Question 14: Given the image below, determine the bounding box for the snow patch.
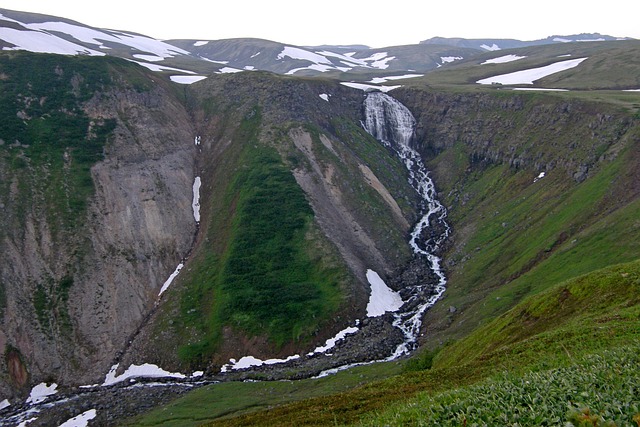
[130,60,196,74]
[58,409,97,427]
[220,355,300,372]
[308,326,359,355]
[366,270,403,317]
[277,46,331,64]
[26,382,58,405]
[477,57,587,85]
[103,363,186,386]
[192,176,201,222]
[482,54,527,64]
[0,398,10,410]
[193,40,209,47]
[441,56,463,64]
[133,54,164,62]
[0,27,105,56]
[369,74,423,84]
[218,67,244,74]
[534,171,546,182]
[340,82,401,93]
[191,371,204,378]
[481,43,501,51]
[170,75,207,84]
[158,263,184,296]
[0,17,189,59]
[362,52,395,69]
[195,135,201,146]
[319,93,330,102]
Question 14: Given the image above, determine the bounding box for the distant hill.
[0,8,477,79]
[421,33,632,51]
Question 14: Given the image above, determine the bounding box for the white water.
[363,91,449,356]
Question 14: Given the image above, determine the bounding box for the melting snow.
[277,46,331,64]
[340,82,401,93]
[482,54,527,64]
[366,270,403,317]
[220,355,300,372]
[26,382,58,405]
[193,40,209,47]
[477,57,587,85]
[361,52,395,69]
[286,63,349,75]
[0,15,188,59]
[369,74,423,84]
[158,262,183,296]
[0,398,10,410]
[58,409,97,427]
[191,371,204,378]
[0,27,105,56]
[133,54,164,62]
[308,326,359,355]
[170,75,207,84]
[441,56,463,64]
[195,136,201,146]
[218,66,244,73]
[192,176,201,222]
[534,171,546,182]
[103,363,186,386]
[481,43,501,51]
[319,93,330,102]
[130,60,196,74]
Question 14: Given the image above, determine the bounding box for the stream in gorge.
[1,92,451,427]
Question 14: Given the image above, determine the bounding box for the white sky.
[1,0,638,48]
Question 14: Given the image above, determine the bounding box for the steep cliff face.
[0,55,197,396]
[394,89,634,182]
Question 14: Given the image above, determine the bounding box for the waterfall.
[363,91,450,355]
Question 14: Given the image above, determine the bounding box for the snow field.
[477,57,588,85]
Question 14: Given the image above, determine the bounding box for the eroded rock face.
[0,82,197,396]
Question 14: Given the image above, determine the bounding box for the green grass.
[362,345,640,427]
[171,109,347,364]
[178,258,639,426]
[359,259,640,426]
[123,361,403,427]
[417,116,640,344]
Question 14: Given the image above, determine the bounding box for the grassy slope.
[158,109,348,365]
[361,259,640,426]
[419,118,640,348]
[413,40,640,90]
[127,258,640,426]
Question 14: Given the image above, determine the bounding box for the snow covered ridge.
[0,12,189,58]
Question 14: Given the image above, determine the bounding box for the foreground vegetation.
[127,258,640,426]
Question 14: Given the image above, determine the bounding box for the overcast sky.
[2,0,638,47]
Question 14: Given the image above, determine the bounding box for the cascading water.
[363,91,450,355]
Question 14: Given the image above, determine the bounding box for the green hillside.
[127,258,640,426]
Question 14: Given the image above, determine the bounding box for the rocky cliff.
[0,58,419,397]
